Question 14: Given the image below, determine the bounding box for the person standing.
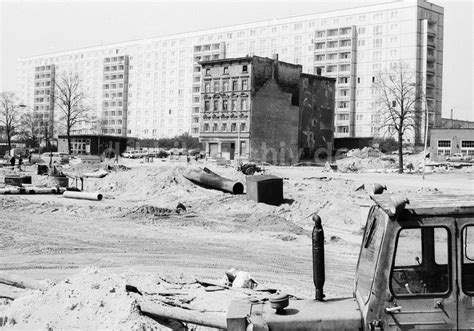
[18,157,23,171]
[10,156,15,170]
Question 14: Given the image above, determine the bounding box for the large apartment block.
[16,0,443,144]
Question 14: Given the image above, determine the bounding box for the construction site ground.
[0,155,472,329]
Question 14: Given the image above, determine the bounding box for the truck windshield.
[356,207,385,303]
[462,225,474,295]
[391,227,450,296]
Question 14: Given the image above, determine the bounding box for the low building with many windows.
[57,134,129,157]
[430,128,474,161]
[199,55,335,165]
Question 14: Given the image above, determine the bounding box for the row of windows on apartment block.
[315,49,402,63]
[204,98,249,112]
[202,122,247,133]
[34,89,51,96]
[25,10,408,64]
[34,97,51,103]
[204,65,248,76]
[34,105,50,112]
[34,73,52,79]
[34,81,51,87]
[315,23,402,39]
[104,65,126,72]
[193,43,222,52]
[21,8,437,67]
[203,78,249,92]
[23,24,409,74]
[104,56,126,63]
[104,74,125,80]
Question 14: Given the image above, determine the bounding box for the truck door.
[386,224,457,329]
[458,220,474,329]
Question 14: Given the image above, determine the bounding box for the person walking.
[10,156,15,170]
[18,157,23,171]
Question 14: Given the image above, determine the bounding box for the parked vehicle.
[40,152,69,164]
[121,150,142,159]
[446,153,466,162]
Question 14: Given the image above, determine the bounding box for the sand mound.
[0,268,155,330]
[84,165,197,200]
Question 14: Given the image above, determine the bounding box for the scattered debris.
[123,203,187,218]
[238,162,263,175]
[83,169,108,178]
[222,268,258,289]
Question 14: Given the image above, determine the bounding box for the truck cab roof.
[370,193,474,217]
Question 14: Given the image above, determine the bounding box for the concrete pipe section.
[183,167,244,194]
[63,191,103,201]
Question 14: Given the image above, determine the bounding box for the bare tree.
[374,61,420,173]
[55,73,89,154]
[0,92,23,152]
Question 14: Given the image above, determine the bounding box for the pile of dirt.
[83,165,212,202]
[0,267,266,330]
[0,268,156,330]
[336,157,397,173]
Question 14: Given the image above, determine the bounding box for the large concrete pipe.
[183,167,244,194]
[27,187,59,194]
[63,191,103,201]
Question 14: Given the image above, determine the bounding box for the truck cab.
[227,194,474,330]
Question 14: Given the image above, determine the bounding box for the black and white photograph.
[0,0,473,329]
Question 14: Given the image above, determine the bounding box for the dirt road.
[1,160,472,303]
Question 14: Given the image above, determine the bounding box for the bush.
[373,137,398,154]
[138,133,201,150]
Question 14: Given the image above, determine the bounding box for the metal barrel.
[312,214,325,301]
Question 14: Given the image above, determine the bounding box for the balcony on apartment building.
[335,127,350,137]
[427,22,437,36]
[426,74,436,87]
[338,52,351,63]
[314,32,326,41]
[426,62,436,74]
[325,55,338,64]
[427,36,436,48]
[338,40,352,51]
[326,29,339,40]
[427,48,436,61]
[314,42,326,53]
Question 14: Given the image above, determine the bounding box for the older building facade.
[199,56,335,164]
[16,0,443,143]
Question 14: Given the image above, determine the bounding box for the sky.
[1,0,473,120]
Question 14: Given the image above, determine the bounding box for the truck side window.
[391,227,450,296]
[462,225,474,295]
